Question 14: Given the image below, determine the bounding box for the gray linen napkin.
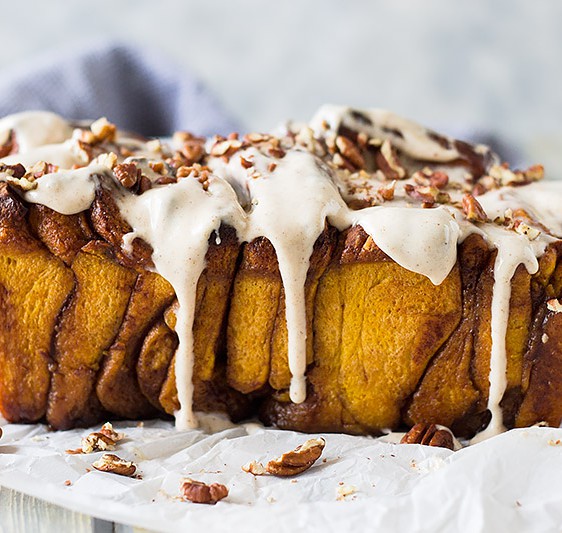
[0,41,240,137]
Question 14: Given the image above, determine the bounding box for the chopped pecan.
[268,146,286,159]
[547,298,562,313]
[377,180,395,201]
[239,155,254,169]
[156,176,177,185]
[99,422,124,442]
[488,162,544,187]
[180,479,229,504]
[400,423,454,450]
[138,175,153,194]
[114,163,141,189]
[513,220,540,240]
[332,152,355,172]
[92,454,137,477]
[90,117,116,144]
[81,432,116,454]
[412,168,449,189]
[523,164,544,181]
[24,161,57,180]
[362,235,378,252]
[180,142,205,165]
[0,163,26,179]
[92,152,118,170]
[149,161,165,174]
[462,193,488,222]
[210,138,242,158]
[244,132,271,144]
[375,140,406,180]
[266,437,326,476]
[335,135,365,170]
[357,132,368,148]
[241,438,326,477]
[405,184,450,205]
[336,483,357,501]
[241,460,268,475]
[0,129,17,157]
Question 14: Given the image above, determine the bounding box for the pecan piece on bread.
[462,193,488,223]
[400,423,454,450]
[180,479,229,504]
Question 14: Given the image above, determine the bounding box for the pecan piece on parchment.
[180,479,229,505]
[243,437,326,477]
[92,454,137,477]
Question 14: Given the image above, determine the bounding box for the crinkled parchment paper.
[1,415,562,533]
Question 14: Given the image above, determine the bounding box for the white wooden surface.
[0,487,147,533]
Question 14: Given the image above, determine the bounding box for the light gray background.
[0,0,561,167]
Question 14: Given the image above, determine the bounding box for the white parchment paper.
[1,415,562,533]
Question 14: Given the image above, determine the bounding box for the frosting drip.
[114,175,246,429]
[1,107,559,439]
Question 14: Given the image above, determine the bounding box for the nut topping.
[375,140,407,180]
[210,138,242,158]
[335,135,365,170]
[89,117,116,144]
[412,168,449,189]
[92,152,118,170]
[92,454,137,477]
[488,163,544,187]
[239,155,254,169]
[0,163,26,179]
[180,479,229,505]
[462,193,488,223]
[400,423,454,450]
[513,220,541,240]
[114,163,141,189]
[0,129,17,158]
[404,184,450,206]
[547,298,562,313]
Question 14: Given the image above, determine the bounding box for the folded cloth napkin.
[0,41,240,137]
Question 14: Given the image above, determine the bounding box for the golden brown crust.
[227,226,337,395]
[46,243,138,429]
[28,205,94,265]
[262,226,462,433]
[405,234,490,434]
[95,271,175,419]
[0,183,75,422]
[136,318,178,412]
[2,178,562,435]
[90,186,153,269]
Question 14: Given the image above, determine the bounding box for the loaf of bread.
[0,107,560,440]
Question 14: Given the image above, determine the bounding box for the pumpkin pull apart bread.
[0,108,560,440]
